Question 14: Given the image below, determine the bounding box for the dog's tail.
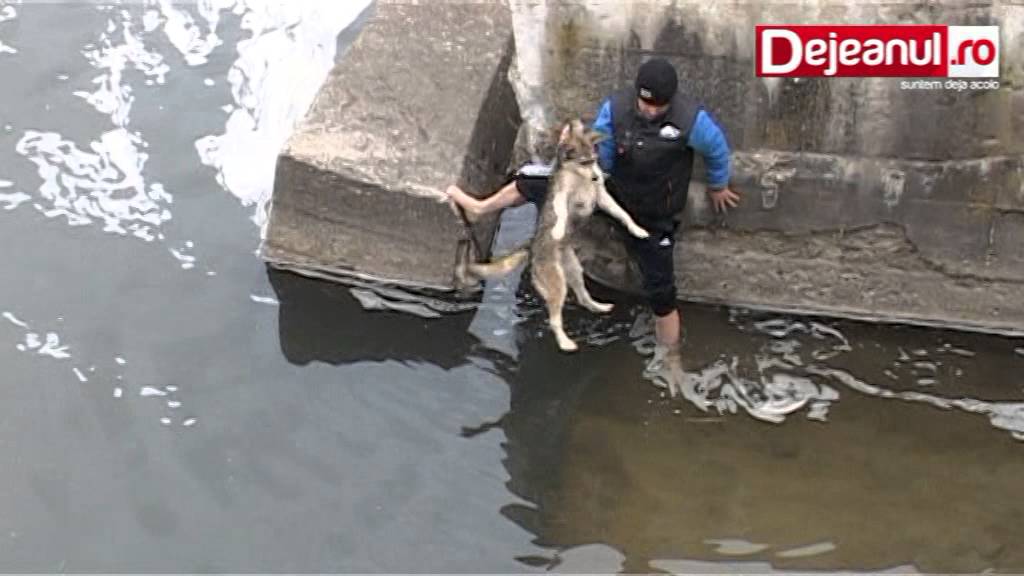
[467,247,530,279]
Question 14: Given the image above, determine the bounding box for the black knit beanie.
[635,57,678,105]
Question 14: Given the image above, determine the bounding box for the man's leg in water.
[446,181,525,220]
[655,308,681,349]
[626,222,686,394]
[625,224,680,343]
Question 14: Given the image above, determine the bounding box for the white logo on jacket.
[659,124,681,140]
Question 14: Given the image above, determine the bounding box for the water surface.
[0,2,1022,572]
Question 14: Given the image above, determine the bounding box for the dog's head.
[554,119,606,173]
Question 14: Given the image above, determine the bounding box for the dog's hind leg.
[561,247,613,313]
[532,260,577,352]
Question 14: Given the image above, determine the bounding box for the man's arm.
[687,108,731,190]
[687,107,739,212]
[591,98,615,173]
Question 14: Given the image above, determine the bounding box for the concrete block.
[262,0,520,290]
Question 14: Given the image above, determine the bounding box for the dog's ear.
[557,122,572,145]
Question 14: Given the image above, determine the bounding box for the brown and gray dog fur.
[457,119,650,352]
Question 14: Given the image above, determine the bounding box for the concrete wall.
[507,0,1024,334]
[262,0,1024,334]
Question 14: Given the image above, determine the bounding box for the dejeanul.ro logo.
[755,24,1001,90]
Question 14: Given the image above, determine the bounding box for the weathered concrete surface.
[263,0,1022,334]
[261,0,520,291]
[510,0,1024,335]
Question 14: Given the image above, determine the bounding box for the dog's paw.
[589,301,614,313]
[559,340,579,353]
[630,226,650,239]
[555,334,579,352]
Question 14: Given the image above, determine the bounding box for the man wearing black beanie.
[592,57,739,354]
[447,57,739,358]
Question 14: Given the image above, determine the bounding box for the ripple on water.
[622,311,1024,442]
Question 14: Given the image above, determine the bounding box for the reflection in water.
[267,267,484,371]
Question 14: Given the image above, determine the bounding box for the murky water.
[1,2,1023,573]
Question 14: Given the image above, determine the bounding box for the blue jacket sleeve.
[591,99,615,173]
[687,108,731,190]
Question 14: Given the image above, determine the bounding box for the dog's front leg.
[597,187,649,239]
[551,189,569,241]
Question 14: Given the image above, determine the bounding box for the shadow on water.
[268,266,484,370]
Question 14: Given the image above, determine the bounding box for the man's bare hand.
[709,187,740,213]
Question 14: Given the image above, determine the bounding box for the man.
[447,57,739,353]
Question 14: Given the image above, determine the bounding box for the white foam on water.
[249,294,279,306]
[0,4,16,24]
[169,247,197,269]
[74,10,170,126]
[37,332,71,359]
[704,539,770,556]
[193,0,373,230]
[776,541,837,559]
[636,313,1024,443]
[140,386,167,397]
[15,129,173,240]
[2,312,28,328]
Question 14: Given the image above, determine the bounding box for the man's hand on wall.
[709,187,740,213]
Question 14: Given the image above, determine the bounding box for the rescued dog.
[457,119,650,352]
